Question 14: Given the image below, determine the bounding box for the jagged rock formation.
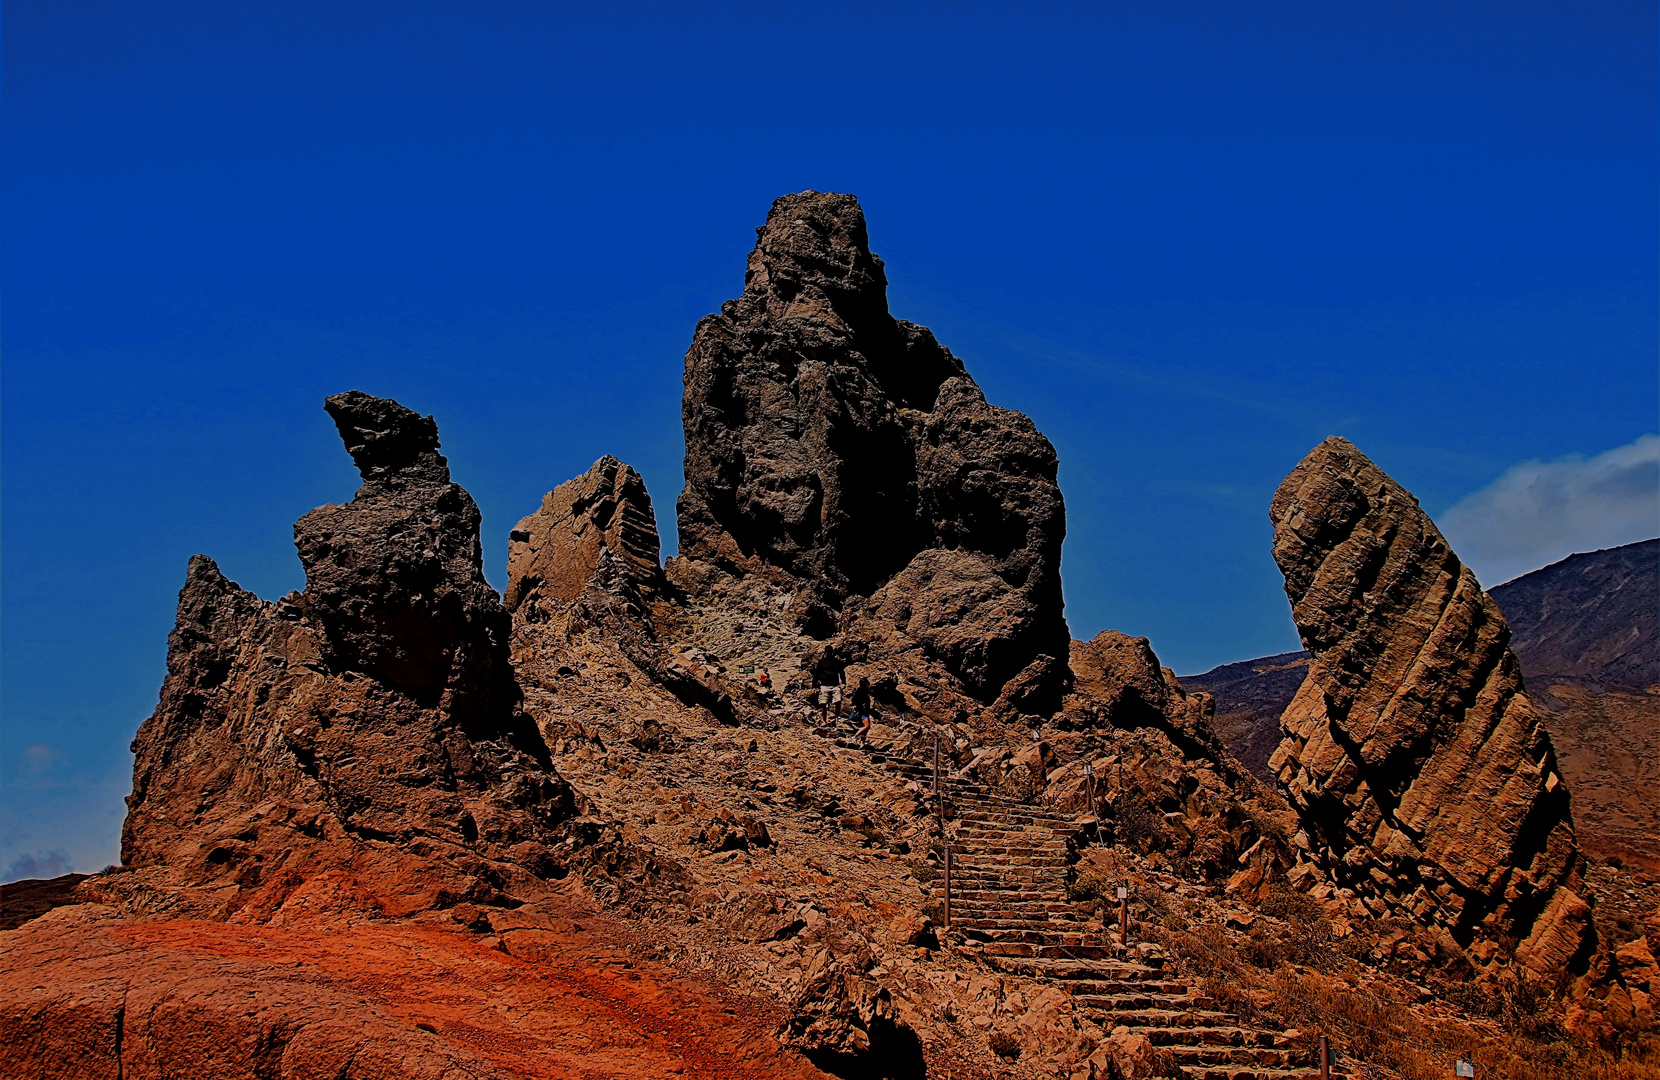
[120,392,574,918]
[506,455,665,614]
[508,458,752,729]
[674,191,1068,702]
[1268,436,1593,976]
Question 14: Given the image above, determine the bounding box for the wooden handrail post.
[943,847,951,930]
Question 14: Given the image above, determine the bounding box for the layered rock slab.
[506,455,664,614]
[121,392,573,918]
[675,191,1067,701]
[1268,436,1592,975]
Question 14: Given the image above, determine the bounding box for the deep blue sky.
[4,1,1656,877]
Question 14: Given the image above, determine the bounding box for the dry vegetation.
[1125,883,1660,1080]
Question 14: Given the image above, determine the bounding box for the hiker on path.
[850,677,874,745]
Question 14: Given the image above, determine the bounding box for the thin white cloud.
[1438,434,1660,588]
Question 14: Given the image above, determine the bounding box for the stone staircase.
[840,734,1336,1080]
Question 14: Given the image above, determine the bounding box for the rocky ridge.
[3,194,1643,1080]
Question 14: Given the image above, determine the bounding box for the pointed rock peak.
[677,192,1068,704]
[323,390,450,486]
[507,455,663,613]
[737,190,891,331]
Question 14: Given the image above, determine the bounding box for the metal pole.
[1319,1035,1330,1080]
[1119,886,1128,947]
[1083,762,1096,819]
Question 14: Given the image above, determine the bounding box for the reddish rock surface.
[507,456,665,614]
[0,898,829,1080]
[1268,436,1593,976]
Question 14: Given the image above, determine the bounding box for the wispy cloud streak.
[1438,435,1659,587]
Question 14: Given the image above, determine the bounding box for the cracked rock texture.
[120,392,574,920]
[674,191,1068,702]
[1267,436,1593,976]
[506,456,665,615]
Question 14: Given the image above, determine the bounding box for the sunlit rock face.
[1268,436,1593,976]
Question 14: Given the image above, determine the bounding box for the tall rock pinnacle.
[1268,436,1593,976]
[122,392,572,916]
[676,191,1068,701]
[295,391,511,722]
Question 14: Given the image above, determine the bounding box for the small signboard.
[1455,1061,1475,1078]
[1116,886,1129,900]
[739,666,755,674]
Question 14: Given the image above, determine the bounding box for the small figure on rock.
[850,677,875,745]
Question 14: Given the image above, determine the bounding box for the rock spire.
[675,190,1068,701]
[122,392,573,917]
[1268,436,1592,975]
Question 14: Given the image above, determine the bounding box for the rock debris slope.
[120,391,575,919]
[1268,436,1593,976]
[675,190,1069,704]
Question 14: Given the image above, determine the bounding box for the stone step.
[1141,1026,1280,1049]
[1063,987,1207,1006]
[1165,1044,1299,1068]
[980,941,1153,961]
[982,957,1180,984]
[1071,1006,1241,1028]
[953,917,1091,931]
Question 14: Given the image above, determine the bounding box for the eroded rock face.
[1267,436,1592,976]
[675,191,1067,700]
[121,392,574,918]
[1067,631,1226,761]
[295,391,514,722]
[506,456,664,614]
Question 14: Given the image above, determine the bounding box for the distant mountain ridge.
[1185,537,1660,870]
[1490,538,1658,692]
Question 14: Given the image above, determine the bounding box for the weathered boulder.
[1067,631,1225,757]
[1267,436,1592,976]
[674,191,1067,701]
[121,392,574,918]
[506,455,664,614]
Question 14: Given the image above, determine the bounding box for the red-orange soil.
[1,894,830,1080]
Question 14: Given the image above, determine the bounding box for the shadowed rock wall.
[675,191,1067,701]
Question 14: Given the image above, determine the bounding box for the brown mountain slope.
[1490,538,1658,692]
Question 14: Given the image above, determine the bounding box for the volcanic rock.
[120,392,574,918]
[506,456,665,615]
[1267,436,1593,976]
[674,191,1067,701]
[1067,631,1227,761]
